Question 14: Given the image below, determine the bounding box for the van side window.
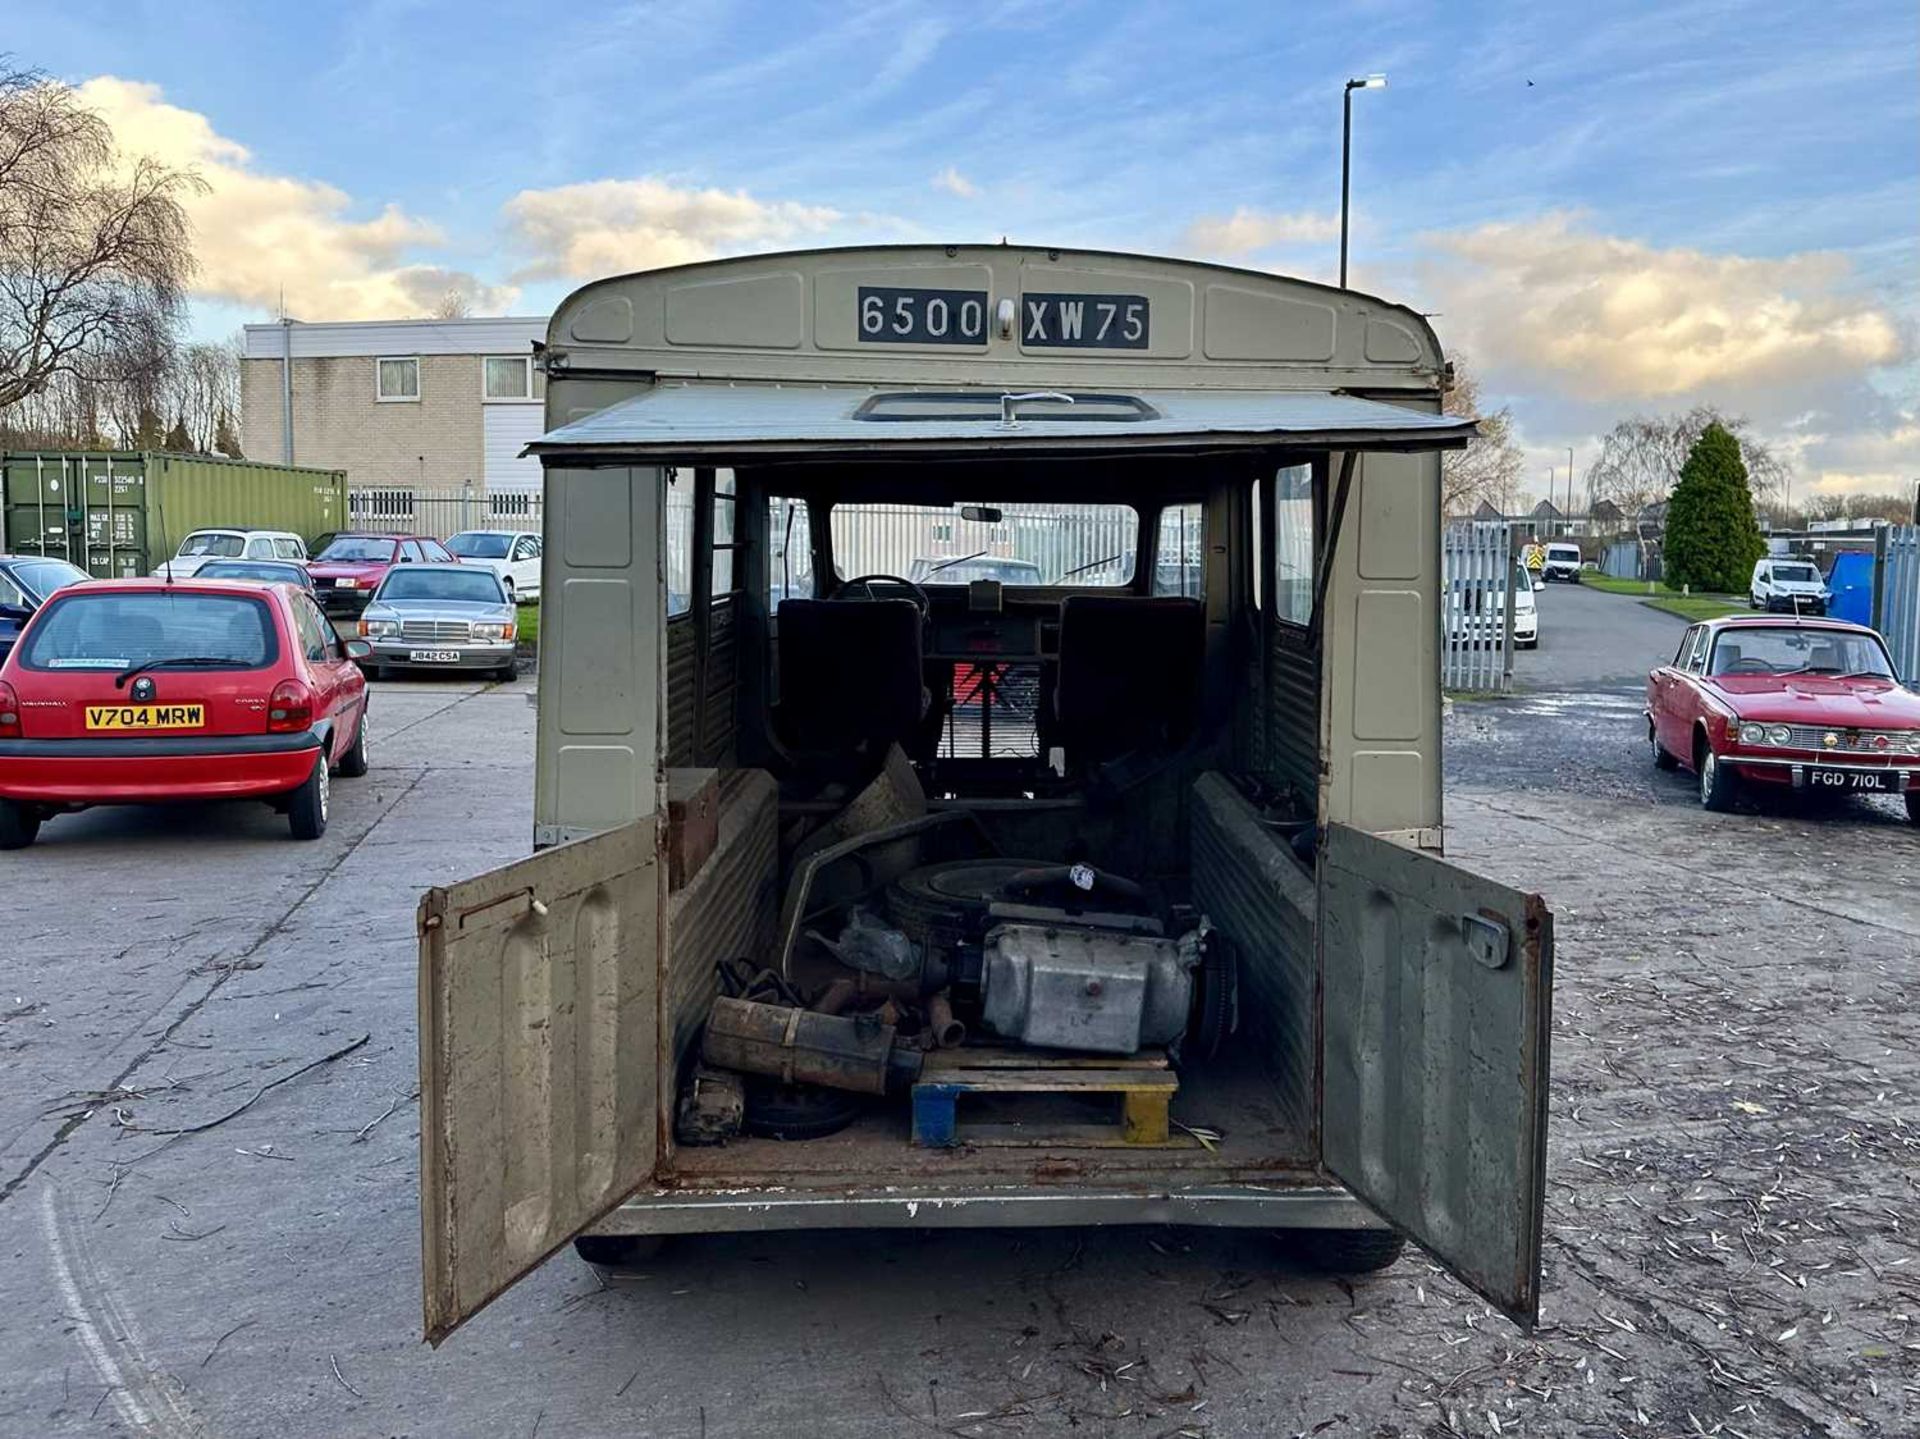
[666,470,693,617]
[1152,503,1202,597]
[1271,463,1315,626]
[770,496,813,603]
[711,469,737,600]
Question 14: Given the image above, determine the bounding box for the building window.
[483,355,532,400]
[376,356,420,401]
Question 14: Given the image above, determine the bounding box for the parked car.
[1749,556,1830,615]
[152,528,309,580]
[445,529,543,602]
[1646,615,1919,821]
[0,578,372,847]
[195,558,318,593]
[1447,564,1539,649]
[308,533,456,616]
[1540,543,1583,583]
[354,563,518,680]
[907,554,1045,585]
[0,555,90,664]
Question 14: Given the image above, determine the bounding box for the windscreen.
[20,593,277,670]
[377,569,506,604]
[178,533,244,558]
[199,562,308,586]
[446,532,513,559]
[1771,563,1819,583]
[13,560,88,600]
[830,503,1138,587]
[1709,627,1893,678]
[316,537,399,563]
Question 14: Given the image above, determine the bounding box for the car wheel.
[0,799,40,850]
[1697,741,1737,812]
[1285,1228,1406,1275]
[1649,721,1678,771]
[288,754,330,840]
[337,709,370,778]
[502,579,515,604]
[1749,594,1761,610]
[573,1234,666,1268]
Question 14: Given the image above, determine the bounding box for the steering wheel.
[1721,657,1774,675]
[832,573,930,613]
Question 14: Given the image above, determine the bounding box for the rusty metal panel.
[418,818,663,1345]
[1318,821,1553,1330]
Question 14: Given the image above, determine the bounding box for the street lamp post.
[1340,73,1388,289]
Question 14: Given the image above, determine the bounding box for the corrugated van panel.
[699,600,738,764]
[665,616,698,767]
[1267,631,1320,814]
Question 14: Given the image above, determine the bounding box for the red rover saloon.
[1647,614,1920,821]
[0,579,372,848]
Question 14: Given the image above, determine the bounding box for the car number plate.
[85,704,205,731]
[1809,767,1887,791]
[408,649,461,663]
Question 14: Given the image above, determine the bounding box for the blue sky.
[13,0,1919,494]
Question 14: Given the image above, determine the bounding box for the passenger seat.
[1051,595,1203,763]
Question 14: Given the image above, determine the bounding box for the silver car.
[356,563,518,680]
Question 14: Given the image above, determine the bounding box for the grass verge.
[516,601,539,651]
[1646,596,1751,623]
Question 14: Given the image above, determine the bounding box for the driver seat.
[775,598,928,752]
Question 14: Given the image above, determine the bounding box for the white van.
[416,246,1556,1347]
[1540,542,1583,583]
[1750,556,1830,614]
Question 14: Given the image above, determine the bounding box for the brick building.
[240,316,548,495]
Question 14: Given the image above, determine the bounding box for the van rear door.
[418,818,663,1344]
[1318,822,1554,1329]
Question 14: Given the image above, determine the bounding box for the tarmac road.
[1,611,1915,1438]
[1510,577,1690,690]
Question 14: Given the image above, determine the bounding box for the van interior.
[656,453,1333,1187]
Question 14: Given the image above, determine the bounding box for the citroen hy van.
[415,246,1555,1345]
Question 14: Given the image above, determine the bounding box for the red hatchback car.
[1647,615,1920,821]
[309,533,455,618]
[0,579,372,847]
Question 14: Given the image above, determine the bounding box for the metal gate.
[1880,525,1919,684]
[1442,522,1516,692]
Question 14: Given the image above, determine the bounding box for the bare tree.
[1585,405,1790,517]
[0,61,202,411]
[431,289,472,320]
[1440,354,1526,517]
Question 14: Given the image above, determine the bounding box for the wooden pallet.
[911,1048,1185,1148]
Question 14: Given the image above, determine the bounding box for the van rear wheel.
[573,1234,666,1268]
[1288,1227,1407,1274]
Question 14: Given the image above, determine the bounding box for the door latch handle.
[1462,913,1510,970]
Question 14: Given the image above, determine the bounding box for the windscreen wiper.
[1060,551,1126,580]
[114,656,249,689]
[922,549,990,577]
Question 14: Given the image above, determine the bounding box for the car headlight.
[1739,722,1767,745]
[472,621,516,642]
[1902,731,1920,755]
[360,618,399,638]
[1767,725,1791,745]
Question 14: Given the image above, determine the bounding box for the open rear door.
[418,818,663,1344]
[1318,822,1553,1329]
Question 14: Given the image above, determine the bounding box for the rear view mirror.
[960,505,1003,524]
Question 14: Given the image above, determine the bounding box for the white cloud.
[503,178,843,281]
[1179,207,1342,258]
[932,166,979,199]
[78,78,516,320]
[1421,213,1903,402]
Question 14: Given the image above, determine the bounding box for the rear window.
[199,562,309,586]
[316,537,399,563]
[20,592,279,671]
[178,532,244,558]
[376,569,506,603]
[12,560,88,600]
[446,532,512,559]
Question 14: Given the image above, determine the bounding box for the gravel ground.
[0,657,1914,1438]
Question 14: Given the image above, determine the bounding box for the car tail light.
[267,678,314,733]
[0,681,19,738]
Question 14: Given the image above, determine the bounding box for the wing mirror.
[344,639,373,660]
[0,603,31,623]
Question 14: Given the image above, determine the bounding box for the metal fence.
[1880,525,1919,684]
[829,502,1141,586]
[1442,522,1515,692]
[346,487,542,537]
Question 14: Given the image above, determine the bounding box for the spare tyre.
[885,858,1043,944]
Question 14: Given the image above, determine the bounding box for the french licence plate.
[1809,768,1888,791]
[408,649,460,663]
[85,704,205,731]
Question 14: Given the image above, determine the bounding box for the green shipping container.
[1,451,349,579]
